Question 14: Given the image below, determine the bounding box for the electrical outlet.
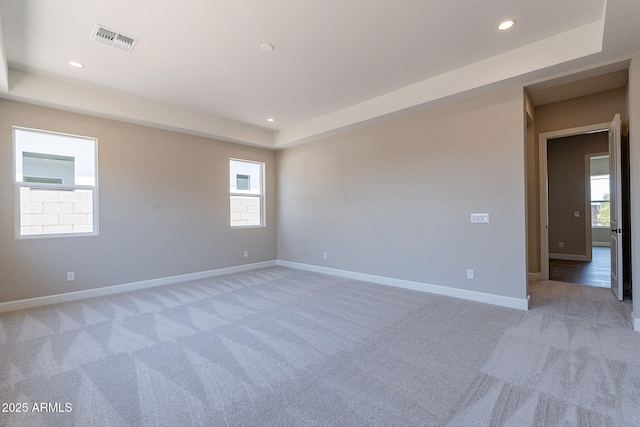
[323,252,328,260]
[67,272,75,282]
[574,211,580,218]
[559,242,564,248]
[467,269,474,279]
[243,251,248,258]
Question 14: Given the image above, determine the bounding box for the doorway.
[538,122,610,277]
[545,151,612,288]
[538,116,626,299]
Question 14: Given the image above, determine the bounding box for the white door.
[609,114,623,300]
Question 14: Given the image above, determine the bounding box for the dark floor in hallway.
[549,247,610,288]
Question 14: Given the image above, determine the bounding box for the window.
[14,127,98,238]
[230,159,264,227]
[236,174,250,191]
[590,155,609,228]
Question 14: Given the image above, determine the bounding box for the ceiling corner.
[4,69,275,149]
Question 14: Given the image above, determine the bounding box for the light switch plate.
[471,213,489,223]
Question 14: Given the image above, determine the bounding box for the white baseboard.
[633,312,640,332]
[528,272,541,282]
[549,253,590,261]
[277,260,529,311]
[0,260,277,313]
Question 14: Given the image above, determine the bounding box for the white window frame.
[13,126,99,239]
[590,173,610,228]
[229,158,265,228]
[589,153,610,229]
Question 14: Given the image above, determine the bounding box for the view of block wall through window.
[229,159,264,227]
[230,196,261,226]
[20,188,94,235]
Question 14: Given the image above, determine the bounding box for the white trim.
[528,272,541,281]
[584,153,595,261]
[584,151,611,251]
[539,134,549,280]
[634,312,640,332]
[0,260,277,313]
[539,122,611,280]
[277,260,529,311]
[549,253,591,261]
[586,151,610,255]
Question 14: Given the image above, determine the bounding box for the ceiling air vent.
[91,24,138,53]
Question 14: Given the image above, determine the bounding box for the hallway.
[549,247,611,288]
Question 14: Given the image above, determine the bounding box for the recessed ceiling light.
[267,118,275,122]
[498,20,515,31]
[69,61,85,68]
[261,43,274,52]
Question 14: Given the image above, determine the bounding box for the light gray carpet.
[1,267,639,426]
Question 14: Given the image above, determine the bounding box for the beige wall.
[547,133,608,257]
[526,87,627,276]
[535,88,628,134]
[592,227,610,245]
[0,99,277,303]
[277,87,527,300]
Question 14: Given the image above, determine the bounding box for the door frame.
[538,122,611,280]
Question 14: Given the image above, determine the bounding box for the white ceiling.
[1,0,640,149]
